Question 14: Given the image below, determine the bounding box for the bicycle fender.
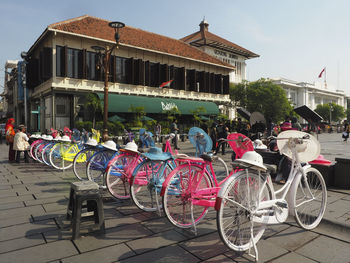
[215,172,242,211]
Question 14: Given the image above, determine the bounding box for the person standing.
[170,119,180,150]
[5,118,16,162]
[13,125,30,163]
[154,122,161,143]
[215,121,228,155]
[343,120,350,142]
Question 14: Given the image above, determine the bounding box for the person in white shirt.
[13,124,30,163]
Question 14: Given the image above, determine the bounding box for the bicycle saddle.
[200,153,219,162]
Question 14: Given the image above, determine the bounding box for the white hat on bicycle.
[53,135,61,141]
[85,138,98,147]
[120,141,139,153]
[46,135,53,141]
[60,135,71,142]
[253,139,267,150]
[235,151,267,171]
[102,140,117,151]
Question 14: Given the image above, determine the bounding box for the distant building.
[181,19,259,84]
[272,78,348,121]
[1,60,18,121]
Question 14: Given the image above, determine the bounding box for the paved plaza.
[0,132,350,263]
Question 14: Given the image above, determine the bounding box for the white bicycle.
[215,130,327,261]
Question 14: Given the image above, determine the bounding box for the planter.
[334,158,350,189]
[311,163,334,187]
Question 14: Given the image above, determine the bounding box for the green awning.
[97,93,219,115]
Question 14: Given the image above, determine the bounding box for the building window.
[56,46,65,77]
[86,51,97,80]
[116,56,127,83]
[67,48,82,78]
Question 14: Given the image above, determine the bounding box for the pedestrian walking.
[13,124,30,163]
[170,119,180,150]
[342,120,350,142]
[5,118,16,162]
[215,120,228,155]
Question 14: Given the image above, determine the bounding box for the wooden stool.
[67,181,105,240]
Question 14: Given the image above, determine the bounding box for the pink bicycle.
[160,133,253,232]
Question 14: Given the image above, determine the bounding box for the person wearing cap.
[13,125,30,163]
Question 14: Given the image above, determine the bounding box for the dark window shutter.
[169,65,174,89]
[179,67,185,90]
[160,64,169,84]
[204,72,210,93]
[64,46,68,77]
[78,49,83,79]
[126,57,134,84]
[209,73,215,93]
[215,74,222,94]
[186,69,196,91]
[82,49,87,79]
[145,61,150,86]
[223,75,229,94]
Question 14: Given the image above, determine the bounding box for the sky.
[1,0,350,95]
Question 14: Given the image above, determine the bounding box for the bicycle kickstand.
[190,202,197,236]
[248,219,258,262]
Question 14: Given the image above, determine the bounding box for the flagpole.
[324,67,327,89]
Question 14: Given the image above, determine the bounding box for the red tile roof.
[48,15,233,69]
[181,29,259,58]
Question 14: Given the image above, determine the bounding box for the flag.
[318,67,325,78]
[159,79,174,88]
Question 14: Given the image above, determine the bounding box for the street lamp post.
[91,21,125,141]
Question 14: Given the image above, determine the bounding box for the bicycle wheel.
[293,167,327,230]
[87,150,114,186]
[131,160,173,212]
[162,163,212,228]
[42,143,55,166]
[73,147,96,181]
[216,170,271,252]
[35,142,46,163]
[211,156,229,181]
[105,152,140,199]
[30,140,42,160]
[49,143,73,170]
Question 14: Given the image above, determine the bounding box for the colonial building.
[181,19,259,83]
[22,15,236,131]
[272,78,348,121]
[1,60,18,121]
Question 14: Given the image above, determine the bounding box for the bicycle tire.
[35,142,46,163]
[86,150,114,186]
[212,156,229,181]
[131,159,173,212]
[49,143,74,170]
[30,140,42,160]
[293,167,327,230]
[73,147,96,181]
[42,143,55,166]
[216,170,271,252]
[105,152,141,200]
[162,163,212,228]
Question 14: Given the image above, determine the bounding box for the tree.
[85,93,102,128]
[230,79,293,123]
[315,103,345,123]
[190,106,207,126]
[128,105,146,128]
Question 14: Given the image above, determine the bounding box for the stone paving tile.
[118,244,200,263]
[126,229,187,255]
[0,240,78,263]
[0,201,24,210]
[24,196,67,206]
[0,189,17,197]
[0,204,45,220]
[0,215,32,228]
[105,211,149,229]
[201,254,235,263]
[225,238,289,263]
[262,223,291,239]
[32,209,67,222]
[265,226,319,251]
[73,223,153,253]
[323,199,350,220]
[270,252,317,263]
[32,192,68,199]
[179,232,229,260]
[173,218,217,238]
[0,185,12,190]
[116,201,147,216]
[0,219,58,241]
[296,235,350,263]
[0,234,45,254]
[62,243,135,263]
[42,201,68,212]
[141,216,175,233]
